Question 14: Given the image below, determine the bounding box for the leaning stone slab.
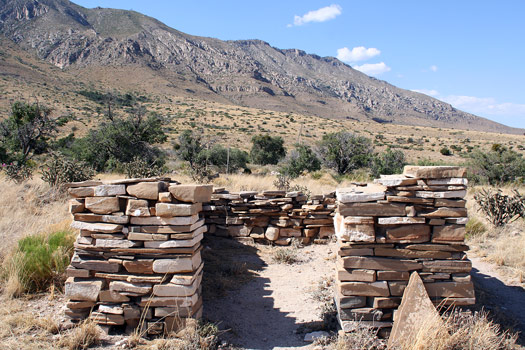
[85,196,120,214]
[169,184,213,203]
[403,166,467,179]
[130,214,199,226]
[65,278,103,302]
[388,272,447,348]
[71,221,123,233]
[155,202,202,217]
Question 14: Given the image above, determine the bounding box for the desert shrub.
[370,148,406,177]
[250,134,286,165]
[272,247,299,264]
[40,153,94,189]
[273,173,291,191]
[2,161,34,183]
[205,144,249,173]
[280,144,321,178]
[142,322,219,350]
[1,230,75,296]
[59,319,101,350]
[440,147,452,156]
[474,189,525,226]
[465,217,487,238]
[121,156,165,178]
[67,107,167,171]
[469,145,525,185]
[318,132,374,175]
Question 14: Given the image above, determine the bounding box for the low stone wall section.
[334,166,474,336]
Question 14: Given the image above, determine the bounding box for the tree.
[281,144,321,178]
[67,106,167,171]
[469,145,525,185]
[318,132,374,175]
[250,134,286,165]
[0,102,62,163]
[175,130,205,169]
[370,148,406,178]
[206,145,249,173]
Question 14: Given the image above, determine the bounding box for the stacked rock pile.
[334,166,474,336]
[203,189,336,244]
[64,178,212,335]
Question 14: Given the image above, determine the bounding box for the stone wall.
[64,178,211,335]
[203,189,336,244]
[334,166,474,336]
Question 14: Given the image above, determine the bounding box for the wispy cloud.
[290,4,342,26]
[354,62,391,76]
[411,90,525,128]
[337,46,380,62]
[430,65,438,72]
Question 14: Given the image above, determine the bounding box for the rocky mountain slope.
[0,0,521,134]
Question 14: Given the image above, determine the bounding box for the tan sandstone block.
[85,196,120,214]
[126,182,163,200]
[169,184,213,203]
[156,202,202,217]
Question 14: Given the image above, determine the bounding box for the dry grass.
[58,319,101,350]
[0,175,71,258]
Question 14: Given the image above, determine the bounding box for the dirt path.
[204,240,337,350]
[469,256,525,340]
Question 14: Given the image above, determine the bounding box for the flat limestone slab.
[126,182,163,200]
[339,281,390,296]
[375,175,418,187]
[94,184,126,197]
[432,225,466,243]
[134,218,205,233]
[65,278,103,301]
[169,184,213,203]
[377,217,426,225]
[415,190,466,199]
[336,184,386,203]
[403,166,467,179]
[152,273,202,297]
[144,233,204,248]
[152,252,201,273]
[342,256,422,271]
[130,214,200,226]
[424,281,475,298]
[85,196,121,214]
[338,202,406,216]
[71,221,123,233]
[156,202,202,217]
[74,213,129,224]
[388,272,446,348]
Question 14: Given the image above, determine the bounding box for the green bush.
[370,148,406,178]
[318,132,374,175]
[465,217,487,238]
[469,145,525,185]
[2,230,75,294]
[440,147,452,156]
[121,156,165,178]
[281,144,321,178]
[2,161,34,183]
[205,144,249,173]
[40,153,94,189]
[250,134,286,165]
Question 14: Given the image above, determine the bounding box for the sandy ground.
[204,239,338,349]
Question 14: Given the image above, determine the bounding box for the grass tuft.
[59,319,101,350]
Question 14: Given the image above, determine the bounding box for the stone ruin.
[62,165,474,337]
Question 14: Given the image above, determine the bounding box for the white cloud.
[337,46,380,62]
[292,4,342,26]
[353,62,391,76]
[430,65,438,72]
[412,89,440,97]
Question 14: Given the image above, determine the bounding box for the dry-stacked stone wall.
[334,166,474,336]
[64,178,212,335]
[203,189,336,244]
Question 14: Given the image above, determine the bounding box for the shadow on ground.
[201,236,326,349]
[471,266,525,345]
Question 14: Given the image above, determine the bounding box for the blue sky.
[73,0,525,129]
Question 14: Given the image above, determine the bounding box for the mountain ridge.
[0,0,522,134]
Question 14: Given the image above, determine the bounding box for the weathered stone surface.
[130,214,200,226]
[98,304,124,314]
[432,225,466,243]
[153,274,202,297]
[95,239,139,249]
[339,281,390,296]
[74,213,129,224]
[373,297,401,308]
[338,202,406,216]
[90,312,125,325]
[319,226,334,238]
[122,259,154,274]
[334,213,375,242]
[386,196,434,204]
[422,260,472,273]
[137,218,205,233]
[374,247,452,259]
[377,271,410,281]
[94,184,126,197]
[385,224,430,243]
[158,192,173,202]
[126,199,150,217]
[424,281,475,298]
[71,221,123,233]
[66,300,96,309]
[156,202,202,217]
[70,256,120,273]
[128,232,170,241]
[109,281,152,295]
[68,186,95,198]
[144,233,203,248]
[434,198,466,208]
[339,307,383,321]
[426,178,468,186]
[65,278,103,301]
[227,225,251,237]
[127,182,162,200]
[428,218,446,225]
[415,190,467,199]
[280,227,302,237]
[69,199,85,214]
[377,217,425,225]
[403,166,467,179]
[342,256,422,271]
[446,217,468,225]
[152,253,200,273]
[338,247,374,257]
[376,175,418,187]
[85,196,120,214]
[388,281,408,296]
[388,272,446,348]
[336,185,385,203]
[169,184,213,203]
[265,226,280,241]
[336,293,367,308]
[404,244,469,252]
[338,267,376,282]
[66,180,103,188]
[98,290,130,303]
[420,207,467,218]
